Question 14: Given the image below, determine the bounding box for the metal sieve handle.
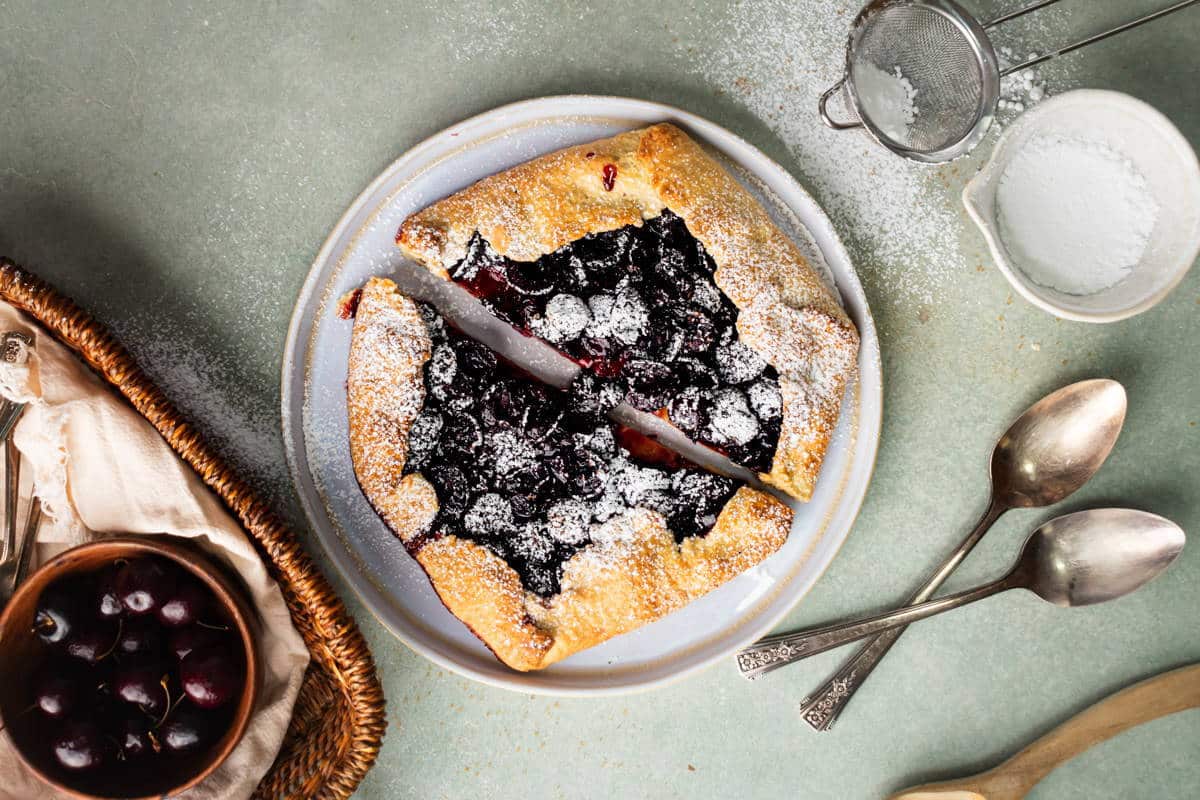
[818,77,863,131]
[988,0,1200,77]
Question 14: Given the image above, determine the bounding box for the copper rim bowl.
[0,536,261,799]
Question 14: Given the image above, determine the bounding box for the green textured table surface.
[2,1,1198,798]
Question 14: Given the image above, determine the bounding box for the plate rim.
[281,94,883,695]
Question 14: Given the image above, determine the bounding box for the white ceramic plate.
[281,96,882,695]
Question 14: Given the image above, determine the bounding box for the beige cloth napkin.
[0,303,310,800]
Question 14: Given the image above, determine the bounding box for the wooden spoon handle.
[891,663,1200,800]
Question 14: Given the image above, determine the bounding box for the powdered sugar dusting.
[110,316,291,506]
[687,0,1077,307]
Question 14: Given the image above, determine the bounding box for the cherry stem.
[196,620,230,632]
[97,618,124,661]
[154,676,175,728]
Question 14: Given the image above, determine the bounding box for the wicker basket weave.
[0,258,386,800]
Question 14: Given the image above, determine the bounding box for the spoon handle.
[735,577,1012,678]
[795,502,1006,729]
[737,501,1003,687]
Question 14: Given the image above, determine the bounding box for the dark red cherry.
[180,648,242,709]
[168,625,225,662]
[601,163,617,191]
[52,719,108,771]
[64,621,119,664]
[34,587,81,644]
[113,661,169,716]
[157,577,209,628]
[117,558,174,616]
[33,669,81,719]
[117,617,162,656]
[159,709,213,754]
[115,713,158,759]
[96,563,125,619]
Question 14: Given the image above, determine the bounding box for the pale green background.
[1,1,1198,798]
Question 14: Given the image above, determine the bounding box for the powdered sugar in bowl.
[964,89,1200,322]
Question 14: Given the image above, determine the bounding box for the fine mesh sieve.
[819,0,1200,163]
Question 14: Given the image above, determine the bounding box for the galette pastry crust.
[347,277,793,671]
[396,123,859,501]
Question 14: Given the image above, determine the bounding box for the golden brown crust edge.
[396,123,859,502]
[347,278,794,671]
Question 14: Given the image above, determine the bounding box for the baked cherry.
[428,464,470,517]
[482,384,518,426]
[52,719,108,771]
[439,416,481,459]
[548,449,605,498]
[456,338,498,379]
[565,374,624,428]
[675,308,716,354]
[673,358,719,390]
[117,558,175,616]
[625,359,679,411]
[506,261,556,296]
[180,647,242,709]
[509,494,538,520]
[668,388,704,438]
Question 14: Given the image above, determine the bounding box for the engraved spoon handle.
[797,501,1007,729]
[738,500,1005,684]
[735,577,1013,676]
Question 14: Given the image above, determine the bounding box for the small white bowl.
[964,89,1200,322]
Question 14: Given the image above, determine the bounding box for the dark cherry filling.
[446,210,783,473]
[405,305,739,597]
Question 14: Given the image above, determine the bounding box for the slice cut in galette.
[396,123,859,502]
[348,277,793,671]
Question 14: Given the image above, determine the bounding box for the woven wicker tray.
[0,259,386,799]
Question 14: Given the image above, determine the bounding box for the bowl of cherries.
[0,536,259,799]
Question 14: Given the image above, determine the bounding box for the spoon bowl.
[1018,508,1186,607]
[991,379,1127,509]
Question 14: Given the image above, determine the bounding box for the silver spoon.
[739,379,1127,725]
[736,509,1183,665]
